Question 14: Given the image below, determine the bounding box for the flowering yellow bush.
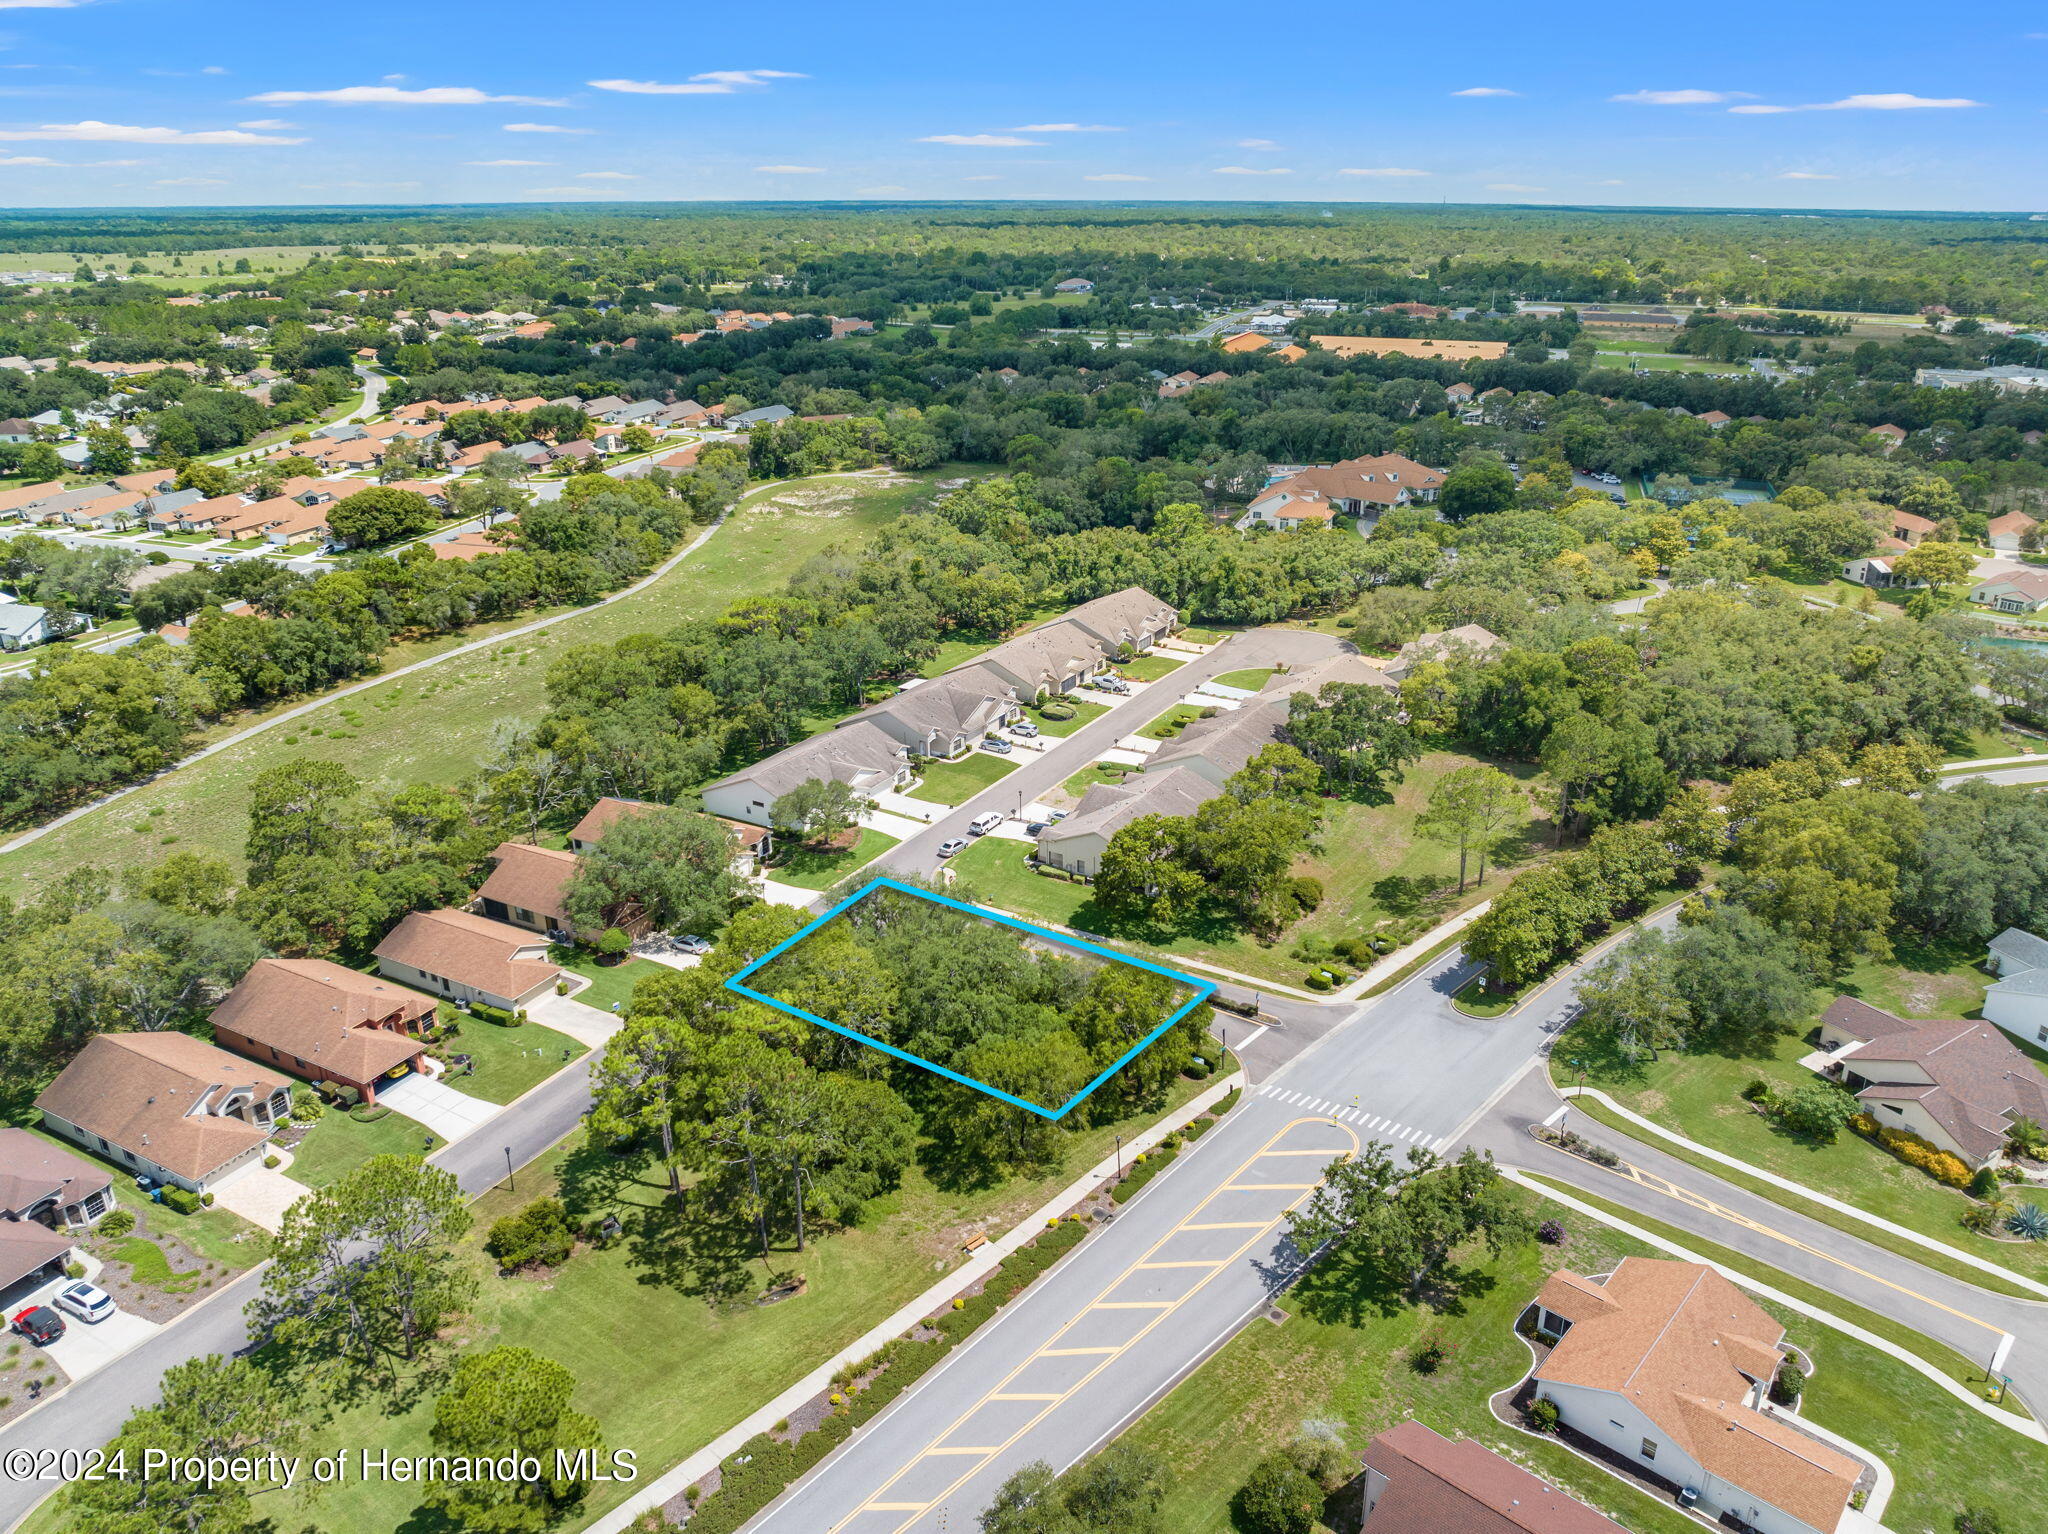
[1853,1113,1973,1189]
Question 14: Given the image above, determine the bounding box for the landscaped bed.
[1139,703,1210,740]
[1025,697,1108,736]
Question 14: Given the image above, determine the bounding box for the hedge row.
[1852,1112,1973,1189]
[681,1218,1092,1534]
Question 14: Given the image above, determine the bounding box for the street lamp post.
[1114,1133,1124,1181]
[504,1144,515,1192]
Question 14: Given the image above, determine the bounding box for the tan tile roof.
[1535,1259,1856,1533]
[0,480,65,515]
[209,958,431,1085]
[374,908,558,1001]
[1311,335,1509,361]
[476,842,579,925]
[35,1032,287,1182]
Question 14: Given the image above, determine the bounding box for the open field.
[0,243,531,290]
[0,472,930,897]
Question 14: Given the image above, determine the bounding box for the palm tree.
[2006,1116,2048,1162]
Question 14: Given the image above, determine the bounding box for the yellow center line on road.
[829,1116,1357,1534]
[1613,1163,2005,1336]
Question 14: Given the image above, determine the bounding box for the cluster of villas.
[23,797,753,1197]
[1239,452,1448,531]
[1032,624,1504,878]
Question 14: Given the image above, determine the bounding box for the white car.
[968,812,1004,836]
[53,1281,115,1325]
[675,935,712,955]
[937,837,970,857]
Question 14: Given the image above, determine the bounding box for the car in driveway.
[53,1281,115,1325]
[675,935,712,955]
[1025,821,1049,836]
[11,1305,63,1345]
[982,735,1013,754]
[1094,677,1131,694]
[1010,720,1040,738]
[937,836,970,857]
[968,811,1004,835]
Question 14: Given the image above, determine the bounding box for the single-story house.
[374,907,562,1012]
[1259,652,1398,700]
[474,841,583,938]
[1868,423,1907,453]
[1381,624,1506,682]
[1360,1420,1626,1534]
[0,604,54,651]
[701,719,914,829]
[1241,454,1445,532]
[0,1127,113,1230]
[0,480,66,521]
[568,796,660,852]
[450,440,507,471]
[972,618,1114,699]
[1310,335,1510,362]
[0,417,33,444]
[1890,510,1938,546]
[1530,1257,1860,1534]
[1971,569,2048,613]
[430,528,509,561]
[1035,766,1222,879]
[210,957,435,1106]
[1812,996,2048,1165]
[1053,277,1095,293]
[1840,555,1923,590]
[847,665,1022,758]
[726,404,796,429]
[1061,586,1181,656]
[57,489,149,530]
[1988,511,2039,553]
[35,1032,292,1194]
[1983,926,2048,1046]
[1698,409,1733,429]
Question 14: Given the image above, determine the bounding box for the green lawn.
[1139,703,1209,740]
[547,948,663,1020]
[1210,667,1276,690]
[1572,937,2048,1288]
[1060,761,1137,801]
[1121,1187,2048,1534]
[1,472,931,899]
[1178,626,1228,644]
[1026,698,1109,737]
[1118,654,1185,681]
[286,1108,445,1190]
[443,1011,587,1104]
[223,536,267,549]
[769,826,900,889]
[26,1074,1218,1534]
[906,752,1018,804]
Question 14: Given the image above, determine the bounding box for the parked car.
[1046,808,1068,822]
[1095,677,1131,694]
[982,735,1013,754]
[675,935,712,956]
[11,1306,63,1345]
[968,811,1004,836]
[1010,720,1040,738]
[53,1281,114,1325]
[937,837,970,857]
[1025,821,1049,836]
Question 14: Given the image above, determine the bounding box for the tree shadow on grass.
[552,1132,653,1225]
[1290,1251,1499,1325]
[620,1185,763,1309]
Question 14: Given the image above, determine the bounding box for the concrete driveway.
[209,1162,309,1234]
[28,1284,161,1383]
[376,1072,501,1141]
[525,991,625,1050]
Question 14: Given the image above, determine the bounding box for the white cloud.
[1487,183,1546,192]
[0,120,303,145]
[248,85,566,106]
[756,163,823,173]
[1236,138,1282,149]
[200,65,228,76]
[1214,165,1291,175]
[154,176,225,186]
[1337,166,1428,177]
[523,185,607,195]
[588,70,804,95]
[0,0,95,8]
[1610,89,1747,105]
[0,154,56,164]
[1452,87,1518,97]
[962,174,1000,181]
[1012,122,1120,132]
[236,119,295,129]
[577,169,636,179]
[504,122,590,134]
[1596,178,1625,185]
[1084,172,1148,181]
[466,158,549,166]
[1779,170,1837,179]
[1732,93,1981,114]
[918,133,1042,146]
[856,184,908,194]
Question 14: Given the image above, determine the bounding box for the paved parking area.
[21,1280,161,1382]
[376,1072,501,1140]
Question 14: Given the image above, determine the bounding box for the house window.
[1639,1439,1658,1462]
[1881,1103,1905,1116]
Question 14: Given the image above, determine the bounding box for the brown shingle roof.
[0,1219,76,1292]
[476,842,579,926]
[568,796,662,847]
[34,1032,286,1182]
[1832,1008,2048,1162]
[1361,1420,1627,1534]
[209,958,431,1085]
[0,1127,112,1218]
[374,908,558,1002]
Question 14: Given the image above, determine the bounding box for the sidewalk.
[583,1072,1246,1534]
[1335,900,1491,1001]
[1561,1086,2048,1300]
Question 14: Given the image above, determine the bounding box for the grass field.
[1118,654,1185,681]
[0,472,930,897]
[906,752,1018,804]
[1120,1185,2048,1534]
[286,1108,445,1190]
[1025,698,1108,737]
[770,826,900,889]
[1210,667,1276,690]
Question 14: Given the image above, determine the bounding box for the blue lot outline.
[724,877,1217,1121]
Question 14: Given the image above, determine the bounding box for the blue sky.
[0,0,2040,212]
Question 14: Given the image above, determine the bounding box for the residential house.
[1840,555,1923,590]
[374,907,561,1012]
[1698,409,1733,429]
[1811,996,2048,1164]
[1241,454,1446,532]
[35,1032,293,1194]
[701,720,913,830]
[1529,1257,1861,1534]
[0,604,54,651]
[568,796,662,852]
[1359,1420,1627,1534]
[1983,926,2048,1045]
[1988,510,2038,553]
[1382,624,1506,681]
[1061,586,1181,656]
[1444,381,1476,405]
[1868,423,1908,453]
[847,665,1022,759]
[603,400,664,427]
[1310,335,1509,362]
[1970,569,2048,613]
[56,489,148,530]
[652,399,715,428]
[1034,766,1221,878]
[472,840,613,939]
[726,404,795,429]
[430,527,509,560]
[1218,331,1272,355]
[828,317,875,338]
[1888,510,1939,546]
[0,480,66,521]
[0,417,33,443]
[972,618,1115,699]
[451,440,507,471]
[210,958,435,1106]
[0,1129,112,1230]
[1053,277,1095,293]
[1141,700,1291,788]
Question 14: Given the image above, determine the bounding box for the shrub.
[63,1260,85,1279]
[1184,1057,1211,1080]
[473,1002,520,1028]
[598,927,632,958]
[1956,1504,2011,1534]
[1231,1452,1322,1534]
[262,1154,281,1169]
[1038,700,1075,721]
[1536,1219,1566,1245]
[97,1208,135,1238]
[200,1192,214,1207]
[1768,1080,1859,1143]
[1288,875,1324,913]
[1216,1088,1241,1114]
[1970,1166,2003,1201]
[1304,972,1332,992]
[1528,1397,1560,1433]
[161,1187,201,1215]
[555,978,570,995]
[1854,1114,1974,1188]
[485,1197,575,1270]
[1411,1335,1447,1374]
[1336,936,1377,967]
[2006,1202,2048,1241]
[1771,1362,1805,1406]
[287,1085,324,1123]
[1739,1079,1771,1103]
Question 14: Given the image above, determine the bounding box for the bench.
[960,1231,989,1255]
